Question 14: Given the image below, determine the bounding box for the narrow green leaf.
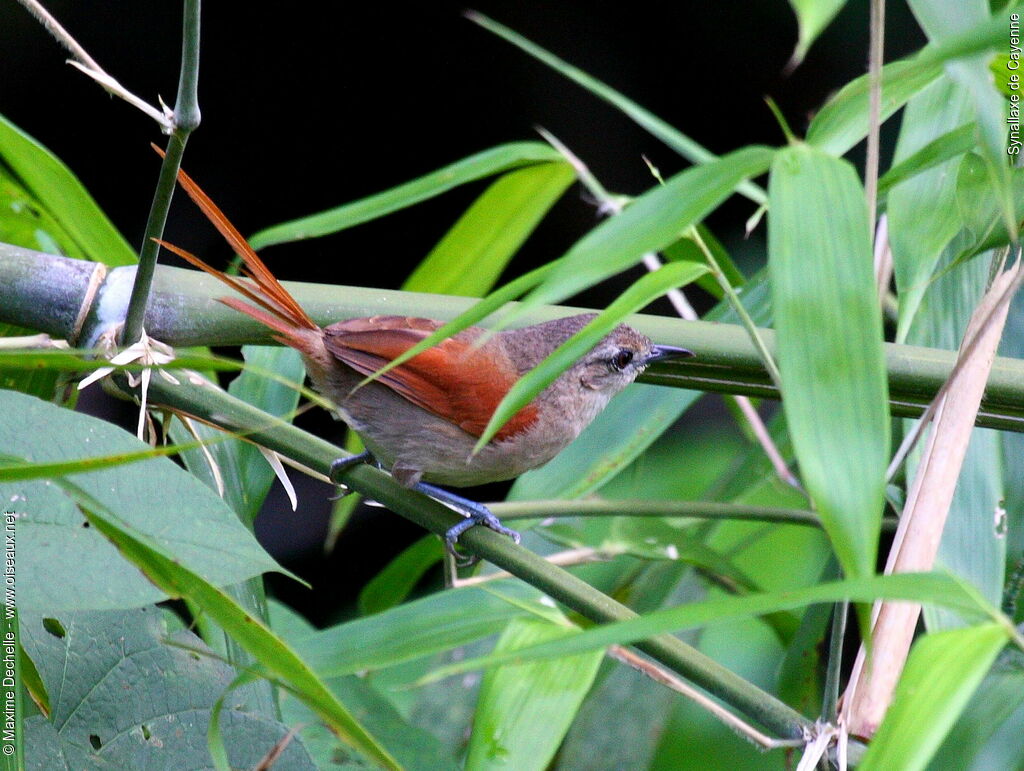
[662,225,745,299]
[931,651,1024,768]
[405,161,574,295]
[860,623,1008,771]
[465,618,603,771]
[512,146,772,319]
[787,0,847,68]
[358,536,444,616]
[416,573,998,684]
[52,480,400,769]
[876,122,976,200]
[889,78,976,341]
[0,113,135,265]
[909,0,1018,241]
[807,59,944,156]
[768,145,889,579]
[808,8,1013,155]
[508,270,773,502]
[292,585,540,677]
[0,168,86,261]
[466,12,767,205]
[283,674,459,771]
[248,142,564,250]
[476,261,709,450]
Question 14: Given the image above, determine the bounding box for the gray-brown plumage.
[159,159,692,554]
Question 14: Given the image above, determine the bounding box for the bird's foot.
[414,482,521,567]
[328,451,378,499]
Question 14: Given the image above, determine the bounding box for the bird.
[158,162,694,561]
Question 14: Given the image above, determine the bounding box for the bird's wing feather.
[323,316,538,441]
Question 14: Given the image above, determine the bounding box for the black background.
[2,1,924,622]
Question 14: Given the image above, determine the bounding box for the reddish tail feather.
[151,144,318,342]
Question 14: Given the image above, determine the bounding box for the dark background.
[2,1,924,622]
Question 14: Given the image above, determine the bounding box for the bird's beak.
[645,344,694,364]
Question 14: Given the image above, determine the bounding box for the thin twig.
[14,0,102,72]
[873,214,893,303]
[122,0,202,342]
[686,226,785,395]
[607,645,807,750]
[822,600,848,724]
[865,0,886,226]
[15,0,173,131]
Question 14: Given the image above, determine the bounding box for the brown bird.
[160,164,693,559]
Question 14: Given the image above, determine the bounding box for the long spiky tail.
[151,144,318,340]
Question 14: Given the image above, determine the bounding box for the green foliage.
[22,606,315,770]
[768,145,889,580]
[2,4,1024,769]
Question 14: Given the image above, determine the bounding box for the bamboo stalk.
[2,247,1024,431]
[141,374,815,741]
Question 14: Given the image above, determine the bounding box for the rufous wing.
[323,316,538,441]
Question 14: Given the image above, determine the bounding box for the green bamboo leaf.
[808,8,1012,156]
[405,161,574,295]
[768,145,889,579]
[889,78,977,341]
[806,59,944,156]
[466,11,767,205]
[931,650,1024,768]
[51,479,400,770]
[173,345,306,524]
[909,0,1017,241]
[358,536,444,616]
[475,261,709,450]
[787,0,847,69]
[990,52,1019,97]
[465,618,603,771]
[416,572,998,684]
[510,146,772,321]
[292,585,541,677]
[248,142,564,249]
[943,156,1024,275]
[0,168,85,260]
[0,113,135,265]
[283,674,458,771]
[876,122,976,201]
[662,225,745,299]
[0,390,283,611]
[860,623,1008,771]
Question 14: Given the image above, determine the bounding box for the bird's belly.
[319,372,577,487]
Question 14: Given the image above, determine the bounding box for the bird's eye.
[610,349,634,371]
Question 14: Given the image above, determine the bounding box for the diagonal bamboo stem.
[140,373,815,741]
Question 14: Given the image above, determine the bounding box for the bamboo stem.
[2,248,1024,431]
[142,374,814,741]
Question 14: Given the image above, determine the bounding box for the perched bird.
[160,164,693,559]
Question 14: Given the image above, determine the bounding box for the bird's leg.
[413,482,521,566]
[328,450,379,498]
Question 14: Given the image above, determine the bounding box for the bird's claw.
[443,509,521,568]
[328,451,377,486]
